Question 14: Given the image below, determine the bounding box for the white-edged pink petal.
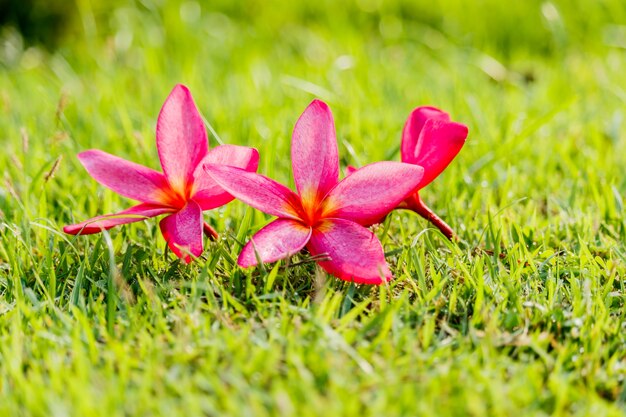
[308,218,391,284]
[238,219,312,267]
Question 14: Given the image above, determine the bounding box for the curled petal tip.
[172,83,190,92]
[309,98,329,108]
[410,106,450,120]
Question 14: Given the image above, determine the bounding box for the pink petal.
[308,218,391,284]
[291,100,339,205]
[203,164,303,220]
[345,165,357,176]
[156,84,208,193]
[159,200,204,263]
[401,107,468,188]
[238,219,312,267]
[192,145,260,210]
[321,161,424,226]
[400,107,451,164]
[63,203,174,235]
[78,150,172,205]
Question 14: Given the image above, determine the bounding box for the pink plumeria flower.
[348,106,468,239]
[63,84,259,263]
[204,100,424,284]
[399,106,468,239]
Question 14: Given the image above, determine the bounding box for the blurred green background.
[1,1,626,416]
[4,0,626,55]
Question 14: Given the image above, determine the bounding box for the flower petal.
[238,219,312,267]
[203,164,303,220]
[159,200,204,263]
[291,100,339,205]
[322,161,424,226]
[401,107,468,188]
[192,145,259,210]
[77,150,172,204]
[308,218,391,284]
[63,203,174,235]
[400,107,451,164]
[157,84,208,193]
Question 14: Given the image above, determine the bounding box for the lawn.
[1,0,625,415]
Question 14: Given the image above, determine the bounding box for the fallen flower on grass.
[399,106,468,239]
[348,106,468,239]
[63,84,258,262]
[205,100,423,284]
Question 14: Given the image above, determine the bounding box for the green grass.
[1,0,626,415]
